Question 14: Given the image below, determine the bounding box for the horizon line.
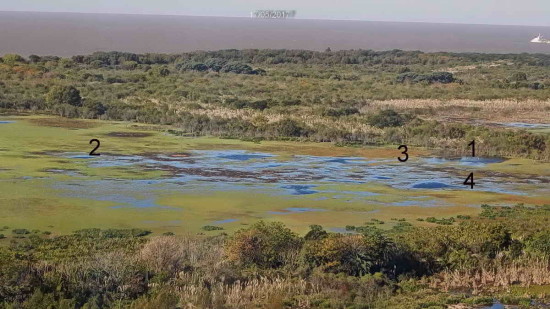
[1,10,549,28]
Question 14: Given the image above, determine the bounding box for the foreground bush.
[225,221,302,269]
[1,204,549,307]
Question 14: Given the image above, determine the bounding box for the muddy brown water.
[1,11,550,56]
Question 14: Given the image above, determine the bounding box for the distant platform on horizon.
[0,11,549,56]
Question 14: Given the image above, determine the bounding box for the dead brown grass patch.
[29,117,100,129]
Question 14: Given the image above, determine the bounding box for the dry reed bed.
[174,276,315,308]
[176,104,384,136]
[429,259,550,294]
[371,99,550,123]
[371,99,550,113]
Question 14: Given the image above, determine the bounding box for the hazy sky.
[1,0,549,26]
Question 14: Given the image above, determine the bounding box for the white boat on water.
[531,34,550,44]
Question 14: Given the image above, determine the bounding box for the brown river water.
[1,11,550,56]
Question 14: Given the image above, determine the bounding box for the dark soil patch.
[144,164,322,182]
[29,118,100,129]
[106,132,153,138]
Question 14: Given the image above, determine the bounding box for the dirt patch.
[29,118,100,129]
[106,132,154,138]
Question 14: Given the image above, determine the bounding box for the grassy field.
[1,115,548,236]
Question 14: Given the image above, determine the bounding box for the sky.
[1,0,549,26]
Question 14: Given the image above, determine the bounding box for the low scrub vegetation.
[1,50,549,160]
[1,203,549,308]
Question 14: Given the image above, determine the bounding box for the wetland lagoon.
[1,116,548,235]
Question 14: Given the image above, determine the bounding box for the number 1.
[468,140,475,157]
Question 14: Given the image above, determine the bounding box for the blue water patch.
[327,157,365,164]
[68,154,97,159]
[497,122,550,129]
[424,157,449,165]
[330,227,358,234]
[269,207,326,215]
[142,220,182,225]
[212,218,238,224]
[313,197,329,201]
[49,149,547,204]
[111,196,176,210]
[458,157,505,166]
[482,302,504,309]
[424,156,505,167]
[391,200,418,206]
[89,155,142,167]
[328,158,350,164]
[281,184,318,195]
[287,207,326,212]
[390,199,444,207]
[111,198,177,210]
[46,169,83,177]
[217,152,273,161]
[412,182,451,189]
[0,121,15,124]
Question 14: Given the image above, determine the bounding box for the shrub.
[1,54,26,64]
[220,61,256,74]
[45,85,82,107]
[247,100,269,110]
[509,72,527,82]
[268,118,306,137]
[322,107,360,117]
[202,225,224,231]
[303,231,394,276]
[426,72,455,83]
[204,58,227,72]
[396,72,454,84]
[180,62,208,72]
[121,61,138,70]
[156,66,170,76]
[12,229,30,235]
[525,231,550,258]
[225,221,302,268]
[83,100,107,117]
[304,225,328,241]
[368,109,404,128]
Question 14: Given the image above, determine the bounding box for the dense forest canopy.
[67,49,550,66]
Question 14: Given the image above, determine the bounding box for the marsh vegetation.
[1,49,549,308]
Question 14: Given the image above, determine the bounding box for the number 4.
[463,172,475,189]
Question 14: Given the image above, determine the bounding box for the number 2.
[89,139,100,156]
[398,145,408,162]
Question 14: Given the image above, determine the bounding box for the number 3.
[398,145,408,162]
